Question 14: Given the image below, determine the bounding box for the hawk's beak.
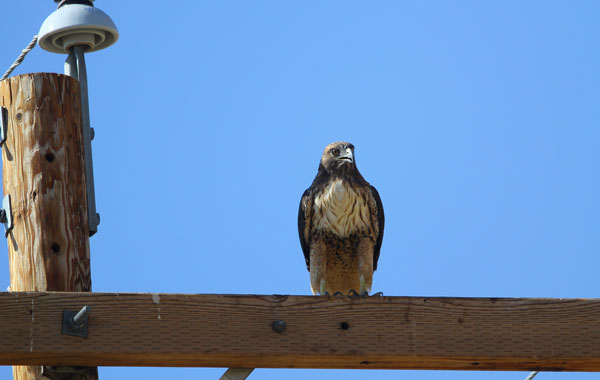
[338,148,354,163]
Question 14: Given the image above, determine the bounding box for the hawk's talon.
[348,289,360,298]
[333,292,343,296]
[372,291,384,297]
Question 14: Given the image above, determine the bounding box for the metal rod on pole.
[71,45,99,236]
[64,48,76,78]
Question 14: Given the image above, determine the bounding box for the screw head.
[272,320,286,333]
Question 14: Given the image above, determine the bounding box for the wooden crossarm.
[1,291,599,371]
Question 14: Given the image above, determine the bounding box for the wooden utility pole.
[0,73,97,380]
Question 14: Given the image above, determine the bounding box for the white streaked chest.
[313,179,371,237]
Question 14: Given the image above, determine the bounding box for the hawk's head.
[320,141,356,173]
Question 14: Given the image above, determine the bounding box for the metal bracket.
[62,305,90,337]
[219,368,254,380]
[41,365,91,379]
[0,106,7,146]
[0,194,13,236]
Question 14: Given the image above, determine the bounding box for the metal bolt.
[0,209,6,224]
[70,305,91,328]
[90,127,95,141]
[272,320,286,333]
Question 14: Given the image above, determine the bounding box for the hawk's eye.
[331,148,340,156]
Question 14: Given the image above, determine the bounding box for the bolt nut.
[272,320,286,333]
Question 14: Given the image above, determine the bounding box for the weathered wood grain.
[0,292,599,371]
[0,73,96,380]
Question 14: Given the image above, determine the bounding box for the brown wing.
[298,188,313,271]
[369,185,385,271]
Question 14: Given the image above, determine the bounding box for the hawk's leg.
[319,279,327,296]
[359,275,369,296]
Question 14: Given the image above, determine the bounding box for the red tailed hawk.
[298,142,384,295]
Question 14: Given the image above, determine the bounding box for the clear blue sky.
[1,1,599,379]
